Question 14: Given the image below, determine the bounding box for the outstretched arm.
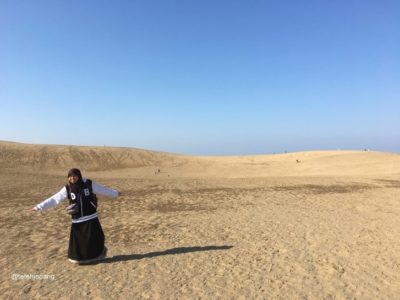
[32,187,68,212]
[92,181,120,198]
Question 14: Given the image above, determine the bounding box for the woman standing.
[32,168,120,265]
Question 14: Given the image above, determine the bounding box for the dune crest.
[1,141,398,178]
[0,141,184,171]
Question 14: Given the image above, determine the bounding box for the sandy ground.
[1,142,400,299]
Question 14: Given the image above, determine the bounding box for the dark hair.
[67,168,82,179]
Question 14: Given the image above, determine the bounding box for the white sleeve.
[92,181,119,198]
[35,187,68,211]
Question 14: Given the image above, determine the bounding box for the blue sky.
[1,0,399,155]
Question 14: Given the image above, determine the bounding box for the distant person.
[31,168,120,265]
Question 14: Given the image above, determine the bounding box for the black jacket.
[65,179,98,220]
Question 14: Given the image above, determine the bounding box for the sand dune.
[0,141,184,171]
[1,141,399,299]
[1,141,398,177]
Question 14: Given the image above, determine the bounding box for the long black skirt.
[68,218,105,261]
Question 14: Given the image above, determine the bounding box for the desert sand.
[1,141,399,299]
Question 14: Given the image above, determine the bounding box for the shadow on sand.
[85,245,233,265]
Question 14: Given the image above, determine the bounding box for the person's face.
[68,175,79,184]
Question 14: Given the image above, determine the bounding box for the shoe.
[68,258,80,264]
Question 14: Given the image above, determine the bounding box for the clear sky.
[1,1,399,155]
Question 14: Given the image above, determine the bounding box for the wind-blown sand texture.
[1,141,399,299]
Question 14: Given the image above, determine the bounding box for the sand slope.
[1,141,399,299]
